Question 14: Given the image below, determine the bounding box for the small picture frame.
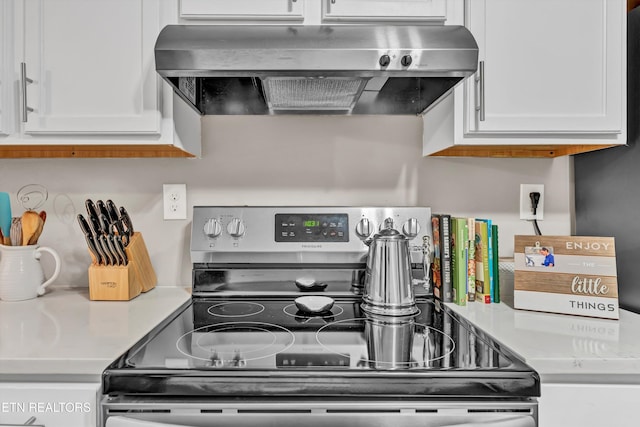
[514,236,618,320]
[524,243,555,268]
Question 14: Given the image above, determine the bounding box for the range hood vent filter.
[262,77,368,112]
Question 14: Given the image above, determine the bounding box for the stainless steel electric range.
[100,206,540,427]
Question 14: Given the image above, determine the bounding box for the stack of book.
[431,215,501,306]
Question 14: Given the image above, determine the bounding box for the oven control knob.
[402,218,421,238]
[203,218,222,238]
[380,217,395,231]
[227,218,246,238]
[401,55,412,67]
[355,218,373,239]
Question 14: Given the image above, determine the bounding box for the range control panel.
[275,213,349,243]
[191,206,432,265]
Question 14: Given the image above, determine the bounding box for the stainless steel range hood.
[155,25,478,116]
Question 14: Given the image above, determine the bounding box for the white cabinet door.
[179,0,446,23]
[21,0,161,135]
[463,0,624,135]
[0,382,99,427]
[180,0,304,21]
[539,383,640,427]
[322,0,447,23]
[0,0,15,136]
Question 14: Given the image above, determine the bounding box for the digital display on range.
[275,213,349,243]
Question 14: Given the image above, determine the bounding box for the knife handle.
[84,232,102,265]
[119,206,134,235]
[114,235,129,266]
[94,234,108,265]
[77,214,92,236]
[98,214,111,235]
[112,221,130,247]
[112,220,126,238]
[99,235,115,266]
[106,234,123,266]
[96,200,110,221]
[105,199,120,223]
[89,215,102,236]
[85,199,100,221]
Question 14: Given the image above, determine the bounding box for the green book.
[484,218,495,302]
[474,219,491,304]
[492,224,500,303]
[451,217,468,306]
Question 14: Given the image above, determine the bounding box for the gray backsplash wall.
[0,115,571,287]
[573,7,640,314]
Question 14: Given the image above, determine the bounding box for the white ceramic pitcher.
[0,244,61,301]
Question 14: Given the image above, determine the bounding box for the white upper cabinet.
[0,0,14,136]
[423,0,627,157]
[179,0,449,24]
[322,0,447,23]
[0,0,200,157]
[21,0,161,135]
[464,0,623,135]
[180,0,304,21]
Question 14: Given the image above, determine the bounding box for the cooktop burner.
[315,317,455,369]
[176,321,295,366]
[207,301,266,317]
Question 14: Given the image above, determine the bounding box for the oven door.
[102,399,538,427]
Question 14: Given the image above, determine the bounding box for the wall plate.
[520,184,544,220]
[163,184,187,220]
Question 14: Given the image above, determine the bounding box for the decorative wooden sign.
[514,236,618,320]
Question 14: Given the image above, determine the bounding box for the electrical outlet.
[520,184,544,220]
[163,184,187,220]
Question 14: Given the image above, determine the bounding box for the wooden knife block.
[88,232,157,301]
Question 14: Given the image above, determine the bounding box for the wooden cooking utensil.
[28,215,44,245]
[21,210,42,246]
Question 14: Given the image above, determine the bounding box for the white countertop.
[0,287,191,382]
[446,301,640,383]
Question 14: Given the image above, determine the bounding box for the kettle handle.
[420,235,432,293]
[34,246,61,295]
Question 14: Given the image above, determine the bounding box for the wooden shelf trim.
[427,144,618,158]
[0,144,196,158]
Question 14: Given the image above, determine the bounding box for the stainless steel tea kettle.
[361,228,419,316]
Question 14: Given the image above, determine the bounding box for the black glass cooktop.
[103,296,539,398]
